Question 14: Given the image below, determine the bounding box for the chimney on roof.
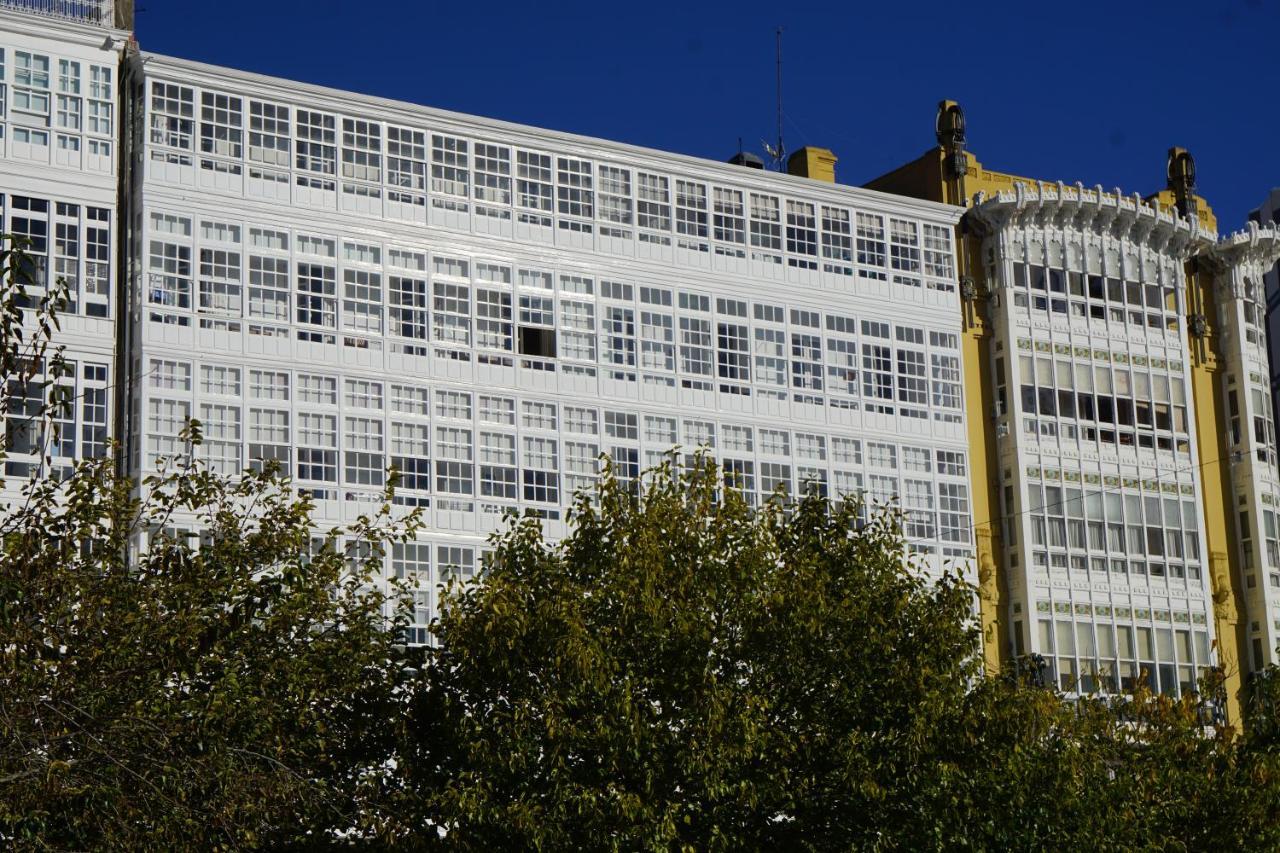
[786,146,838,183]
[115,0,134,30]
[728,151,765,170]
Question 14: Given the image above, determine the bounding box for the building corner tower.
[869,103,1280,725]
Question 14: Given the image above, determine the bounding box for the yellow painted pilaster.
[867,139,1013,675]
[1187,259,1246,727]
[961,278,1007,673]
[955,156,1008,674]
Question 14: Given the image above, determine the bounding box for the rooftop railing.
[0,0,114,26]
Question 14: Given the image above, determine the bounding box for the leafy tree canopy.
[396,459,1280,851]
[404,462,977,850]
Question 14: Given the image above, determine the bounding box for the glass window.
[748,193,782,254]
[473,142,511,206]
[295,110,336,176]
[388,126,427,192]
[248,100,289,166]
[597,164,632,226]
[200,91,243,159]
[515,150,553,214]
[341,118,382,183]
[342,268,383,335]
[786,200,817,264]
[431,134,469,198]
[856,212,886,267]
[712,187,745,249]
[637,172,671,232]
[675,180,708,245]
[557,156,593,219]
[389,384,430,417]
[821,206,853,274]
[150,82,195,150]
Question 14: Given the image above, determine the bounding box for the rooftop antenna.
[763,27,785,171]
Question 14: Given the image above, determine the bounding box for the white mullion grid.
[472,138,512,215]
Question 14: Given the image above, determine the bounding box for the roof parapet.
[1207,219,1280,270]
[0,0,122,28]
[968,179,1215,256]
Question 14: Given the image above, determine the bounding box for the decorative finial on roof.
[935,100,965,148]
[936,100,968,185]
[1167,147,1199,220]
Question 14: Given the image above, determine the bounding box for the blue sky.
[135,0,1280,228]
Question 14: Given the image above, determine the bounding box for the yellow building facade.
[868,103,1280,724]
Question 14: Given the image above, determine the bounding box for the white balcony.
[0,0,115,26]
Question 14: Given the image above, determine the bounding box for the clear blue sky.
[135,0,1279,229]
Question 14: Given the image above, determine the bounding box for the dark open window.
[1057,389,1076,418]
[1021,385,1037,414]
[1077,392,1095,421]
[1037,387,1056,417]
[518,326,556,358]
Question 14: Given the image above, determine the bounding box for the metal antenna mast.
[764,27,785,171]
[775,27,784,170]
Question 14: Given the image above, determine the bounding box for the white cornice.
[133,52,963,226]
[968,180,1214,256]
[0,164,116,204]
[1208,220,1280,270]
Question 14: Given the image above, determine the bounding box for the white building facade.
[1204,223,1280,670]
[1250,189,1280,437]
[970,183,1280,695]
[0,7,124,488]
[0,5,975,645]
[973,185,1216,696]
[118,53,975,638]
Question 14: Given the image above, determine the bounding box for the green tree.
[398,460,981,850]
[396,455,1280,852]
[929,671,1280,851]
[0,239,420,850]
